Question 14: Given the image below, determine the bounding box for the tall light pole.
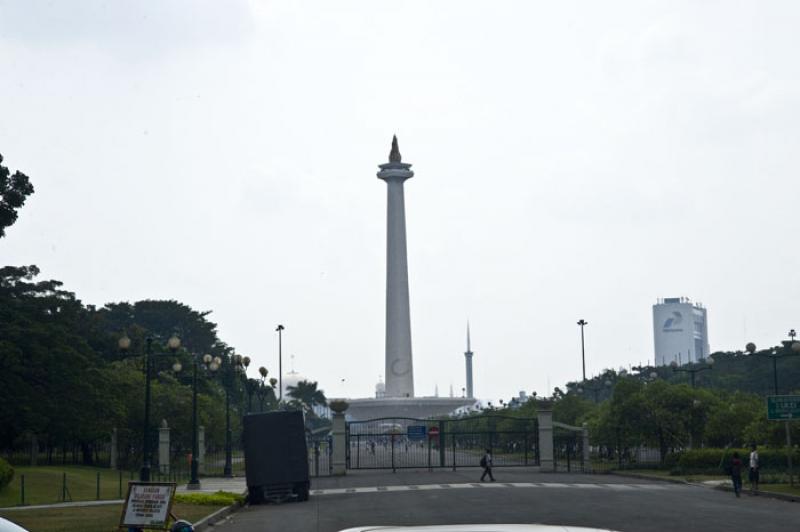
[119,332,180,482]
[577,319,588,382]
[218,353,246,478]
[188,353,219,489]
[276,325,284,402]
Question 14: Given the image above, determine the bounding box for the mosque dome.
[282,370,309,398]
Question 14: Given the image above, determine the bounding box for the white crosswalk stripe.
[310,482,672,496]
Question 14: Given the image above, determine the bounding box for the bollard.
[19,474,25,506]
[96,471,100,500]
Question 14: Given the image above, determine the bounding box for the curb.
[712,484,800,503]
[608,471,800,504]
[606,471,694,485]
[193,501,245,531]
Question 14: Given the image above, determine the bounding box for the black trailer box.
[243,410,310,502]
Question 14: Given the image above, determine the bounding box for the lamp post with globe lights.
[118,332,181,482]
[745,338,800,486]
[187,353,220,490]
[670,356,715,388]
[221,353,248,477]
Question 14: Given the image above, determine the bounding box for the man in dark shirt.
[730,452,743,497]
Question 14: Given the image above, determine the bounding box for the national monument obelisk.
[340,137,475,420]
[378,136,415,398]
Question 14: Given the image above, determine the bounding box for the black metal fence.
[553,426,585,472]
[346,415,539,471]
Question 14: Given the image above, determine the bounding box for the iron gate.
[307,431,332,477]
[553,425,584,472]
[346,415,538,471]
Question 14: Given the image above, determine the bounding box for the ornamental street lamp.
[186,353,219,490]
[118,332,181,482]
[577,319,588,382]
[670,356,715,388]
[211,353,247,477]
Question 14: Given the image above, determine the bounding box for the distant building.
[653,297,710,366]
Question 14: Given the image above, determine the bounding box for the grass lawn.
[0,502,223,532]
[758,483,800,497]
[0,466,150,507]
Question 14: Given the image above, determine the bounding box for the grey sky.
[2,1,799,403]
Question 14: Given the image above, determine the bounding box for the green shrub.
[667,448,800,476]
[174,490,244,506]
[0,457,14,491]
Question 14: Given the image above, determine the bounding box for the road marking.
[310,483,673,496]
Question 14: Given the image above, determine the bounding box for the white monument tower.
[378,136,415,398]
[464,323,474,398]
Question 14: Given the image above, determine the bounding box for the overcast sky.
[2,1,799,403]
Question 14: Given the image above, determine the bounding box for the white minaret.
[464,322,474,398]
[378,136,415,398]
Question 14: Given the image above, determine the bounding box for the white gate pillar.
[110,428,118,470]
[582,423,591,471]
[198,425,206,475]
[537,403,554,472]
[158,419,170,474]
[331,412,347,476]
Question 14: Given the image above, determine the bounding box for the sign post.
[767,396,800,420]
[119,482,176,530]
[407,425,426,441]
[767,396,799,488]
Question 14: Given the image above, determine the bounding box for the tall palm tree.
[287,380,327,415]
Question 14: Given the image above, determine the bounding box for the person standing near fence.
[480,448,495,482]
[749,444,760,494]
[730,452,743,498]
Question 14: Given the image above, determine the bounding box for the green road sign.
[767,395,800,420]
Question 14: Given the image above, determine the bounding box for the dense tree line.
[0,265,292,466]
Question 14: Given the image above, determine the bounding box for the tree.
[0,154,34,238]
[287,380,327,416]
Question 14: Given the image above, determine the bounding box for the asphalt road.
[214,468,800,532]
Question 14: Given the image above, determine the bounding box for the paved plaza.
[212,468,800,532]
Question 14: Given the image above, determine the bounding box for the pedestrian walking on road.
[749,444,760,494]
[730,452,743,497]
[480,448,495,482]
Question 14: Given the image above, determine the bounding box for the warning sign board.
[119,482,176,530]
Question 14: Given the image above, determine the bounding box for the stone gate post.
[30,434,38,466]
[110,428,118,470]
[537,402,554,472]
[582,422,591,471]
[198,425,206,475]
[158,420,170,474]
[331,412,347,476]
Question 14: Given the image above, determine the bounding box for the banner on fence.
[119,482,176,530]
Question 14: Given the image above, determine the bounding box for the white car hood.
[338,525,617,532]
